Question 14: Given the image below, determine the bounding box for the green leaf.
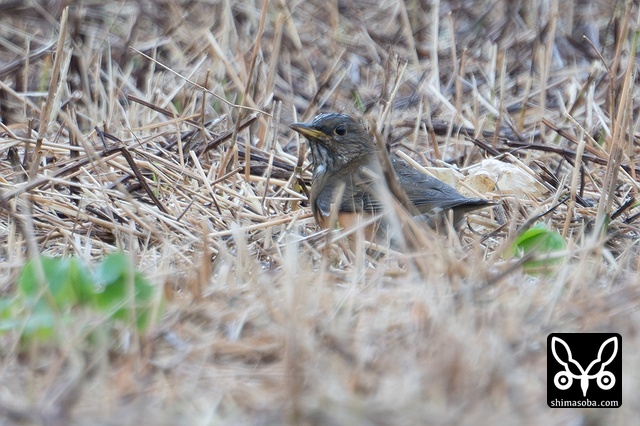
[22,309,56,340]
[510,223,567,274]
[0,298,13,317]
[131,272,157,330]
[513,223,566,253]
[94,253,159,331]
[67,258,97,304]
[352,90,365,113]
[0,298,18,332]
[172,99,183,114]
[0,295,57,340]
[19,257,75,307]
[18,257,96,308]
[7,253,161,344]
[95,252,129,286]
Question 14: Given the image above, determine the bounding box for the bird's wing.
[391,158,488,214]
[314,157,489,218]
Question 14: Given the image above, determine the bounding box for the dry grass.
[1,0,640,424]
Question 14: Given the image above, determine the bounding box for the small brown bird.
[290,113,490,235]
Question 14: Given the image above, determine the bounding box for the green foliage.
[509,223,567,274]
[0,253,162,343]
[19,257,95,307]
[94,252,157,330]
[352,90,365,113]
[171,99,183,114]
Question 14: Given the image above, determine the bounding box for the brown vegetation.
[0,0,639,424]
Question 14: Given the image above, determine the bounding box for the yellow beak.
[289,122,326,139]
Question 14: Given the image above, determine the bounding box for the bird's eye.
[335,124,347,136]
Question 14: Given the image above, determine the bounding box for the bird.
[289,113,491,237]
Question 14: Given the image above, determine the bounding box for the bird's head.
[290,113,375,176]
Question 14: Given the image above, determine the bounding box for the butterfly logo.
[551,336,618,397]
